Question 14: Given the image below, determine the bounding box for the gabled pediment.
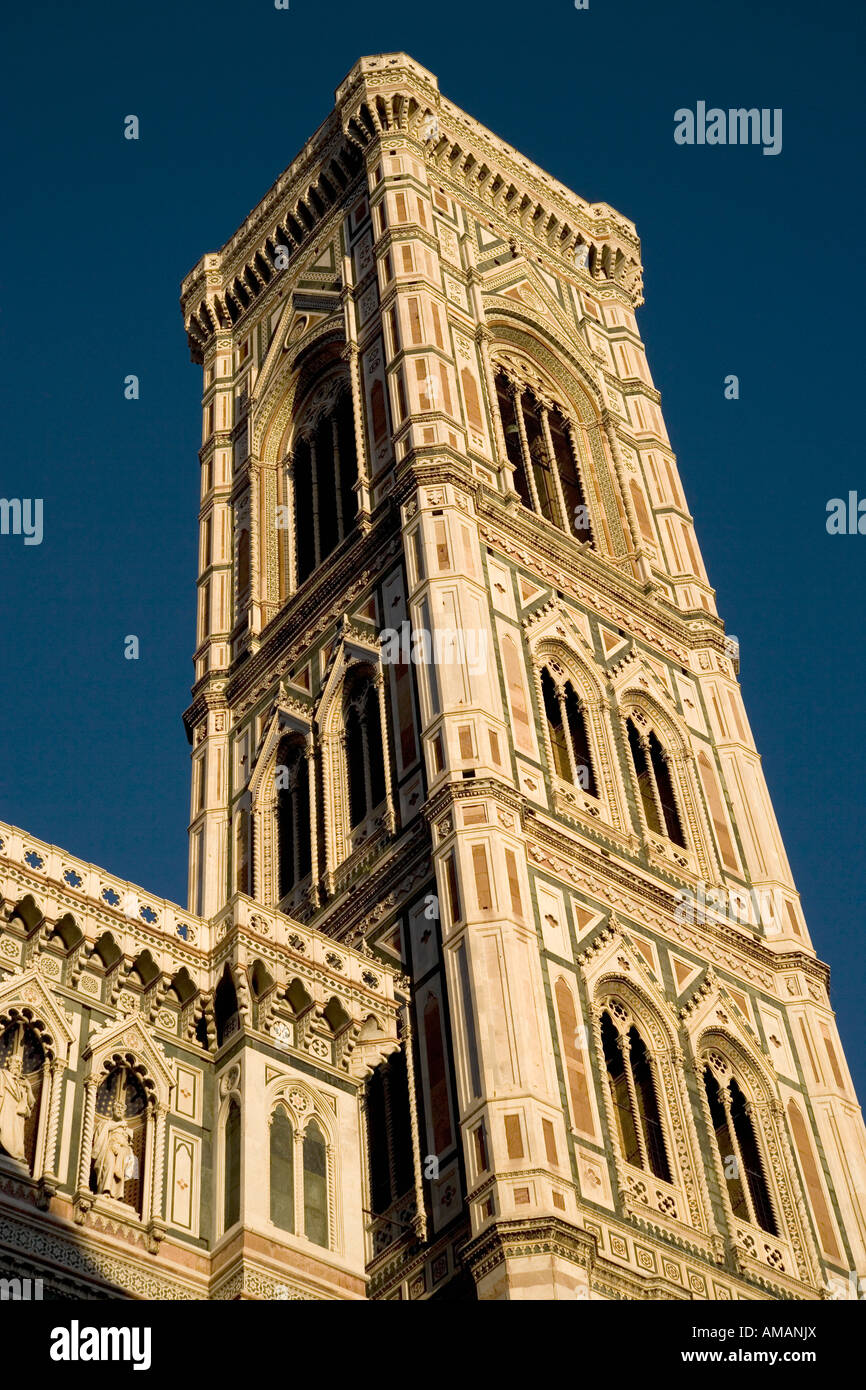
[0,969,76,1059]
[524,595,594,659]
[315,623,381,733]
[481,258,603,391]
[680,969,766,1067]
[249,696,313,803]
[84,1014,174,1104]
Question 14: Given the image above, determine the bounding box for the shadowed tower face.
[178,52,866,1300]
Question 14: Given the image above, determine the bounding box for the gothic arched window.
[625,717,686,847]
[214,966,240,1047]
[541,667,598,795]
[276,735,311,899]
[344,667,386,830]
[704,1064,777,1235]
[92,1065,148,1215]
[303,1119,328,1248]
[602,1009,671,1182]
[365,1048,415,1216]
[494,369,593,545]
[269,1106,295,1233]
[0,1022,45,1171]
[291,383,358,587]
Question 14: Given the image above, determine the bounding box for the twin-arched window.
[598,1004,783,1243]
[625,716,686,847]
[268,1105,330,1248]
[704,1060,777,1235]
[495,371,593,544]
[541,666,598,795]
[344,667,386,830]
[601,1008,671,1182]
[292,386,358,586]
[276,735,311,899]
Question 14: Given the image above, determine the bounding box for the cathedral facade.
[1,53,864,1301]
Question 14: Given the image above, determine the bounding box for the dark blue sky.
[1,0,863,1094]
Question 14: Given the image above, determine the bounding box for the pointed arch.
[587,960,713,1235]
[316,639,394,885]
[264,1076,340,1251]
[618,687,714,873]
[692,1024,822,1283]
[529,636,628,834]
[485,314,633,559]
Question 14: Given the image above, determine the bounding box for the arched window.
[92,1065,148,1215]
[704,1064,777,1235]
[541,667,598,795]
[303,1119,328,1247]
[0,1022,45,1171]
[276,735,311,899]
[344,667,386,830]
[224,1098,241,1230]
[625,717,686,847]
[365,1047,415,1216]
[494,370,593,545]
[601,1009,671,1182]
[214,966,240,1047]
[269,1106,294,1233]
[291,383,358,587]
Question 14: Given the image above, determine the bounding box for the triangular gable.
[0,969,76,1058]
[248,696,313,803]
[84,1015,174,1104]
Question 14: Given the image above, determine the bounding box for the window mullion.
[641,732,667,836]
[557,685,580,786]
[360,712,372,819]
[291,781,300,891]
[620,1033,651,1171]
[720,1084,758,1226]
[540,406,569,532]
[382,1067,398,1205]
[512,386,541,514]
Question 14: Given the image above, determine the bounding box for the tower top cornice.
[181,53,642,359]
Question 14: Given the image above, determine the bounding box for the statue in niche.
[0,1053,34,1161]
[93,1098,136,1198]
[92,1067,144,1204]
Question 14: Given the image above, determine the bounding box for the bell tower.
[180,53,866,1300]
